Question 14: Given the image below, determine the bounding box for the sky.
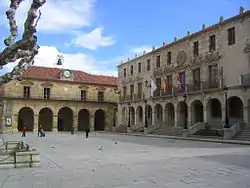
[0,0,249,77]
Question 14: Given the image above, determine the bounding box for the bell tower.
[54,53,64,69]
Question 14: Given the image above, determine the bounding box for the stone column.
[162,107,165,127]
[89,114,95,131]
[52,115,58,132]
[34,114,39,132]
[221,107,225,124]
[174,110,178,127]
[243,106,249,125]
[203,106,208,123]
[74,115,78,131]
[188,107,192,127]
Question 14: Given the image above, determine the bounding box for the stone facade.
[117,8,250,131]
[0,67,118,133]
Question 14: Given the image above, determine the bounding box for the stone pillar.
[203,106,208,123]
[89,114,95,131]
[188,107,192,127]
[52,115,58,132]
[243,106,249,125]
[34,114,39,132]
[162,107,165,127]
[152,107,155,126]
[174,110,178,127]
[74,115,78,131]
[222,107,225,124]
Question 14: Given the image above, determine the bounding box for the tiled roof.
[22,66,118,86]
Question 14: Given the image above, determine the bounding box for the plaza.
[1,132,250,187]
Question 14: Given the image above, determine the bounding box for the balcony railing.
[187,82,201,92]
[3,92,116,103]
[202,81,220,89]
[174,87,186,94]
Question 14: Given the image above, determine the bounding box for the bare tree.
[0,0,46,84]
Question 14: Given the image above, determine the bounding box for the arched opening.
[38,108,53,131]
[57,107,73,131]
[129,107,135,126]
[177,101,188,128]
[164,103,175,127]
[94,109,105,131]
[18,107,34,131]
[191,100,204,125]
[228,96,243,125]
[78,109,89,131]
[207,98,222,129]
[146,105,152,126]
[154,104,163,126]
[122,107,127,123]
[136,106,143,125]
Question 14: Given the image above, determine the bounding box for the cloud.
[0,46,117,77]
[70,28,116,50]
[129,46,152,54]
[0,0,95,33]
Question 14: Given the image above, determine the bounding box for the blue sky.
[0,0,249,76]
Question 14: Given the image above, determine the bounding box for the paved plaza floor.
[1,132,250,188]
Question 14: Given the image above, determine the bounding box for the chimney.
[121,61,123,64]
[163,42,166,46]
[187,31,190,36]
[239,6,245,14]
[219,16,224,23]
[135,54,137,58]
[202,24,206,30]
[143,50,146,54]
[128,57,130,61]
[174,37,178,42]
[152,46,155,51]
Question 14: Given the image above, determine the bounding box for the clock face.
[63,70,71,78]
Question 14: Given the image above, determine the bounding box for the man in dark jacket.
[85,127,90,138]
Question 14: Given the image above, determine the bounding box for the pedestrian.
[38,125,41,137]
[85,126,90,138]
[40,128,45,137]
[70,126,74,135]
[22,126,27,137]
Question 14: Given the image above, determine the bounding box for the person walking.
[85,126,90,138]
[22,126,27,137]
[38,125,41,137]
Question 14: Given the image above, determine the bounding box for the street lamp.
[224,87,230,128]
[128,103,131,127]
[144,100,148,128]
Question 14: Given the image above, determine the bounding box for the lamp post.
[224,87,230,128]
[144,100,148,128]
[128,103,131,127]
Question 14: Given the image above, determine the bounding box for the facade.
[0,66,118,133]
[117,8,250,132]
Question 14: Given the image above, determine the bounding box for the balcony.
[3,92,116,104]
[174,87,186,94]
[202,81,220,90]
[187,82,201,92]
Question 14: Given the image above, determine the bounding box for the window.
[167,51,171,65]
[81,90,87,101]
[98,91,104,102]
[192,68,201,83]
[156,55,160,68]
[209,35,216,52]
[44,88,50,99]
[208,65,218,86]
[228,27,235,45]
[137,83,142,99]
[123,86,127,100]
[155,78,161,89]
[123,68,126,78]
[130,84,134,100]
[130,65,133,75]
[167,75,172,89]
[147,59,151,71]
[193,41,199,57]
[23,86,30,98]
[179,72,186,89]
[138,62,141,73]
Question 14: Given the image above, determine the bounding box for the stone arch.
[191,100,204,125]
[129,106,135,126]
[164,103,175,127]
[228,96,244,125]
[122,107,127,123]
[57,107,73,131]
[38,108,53,131]
[146,105,153,126]
[18,107,34,131]
[177,101,188,128]
[136,106,143,125]
[94,109,105,131]
[154,104,163,125]
[207,98,222,129]
[78,109,90,131]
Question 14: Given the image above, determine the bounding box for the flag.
[176,74,181,89]
[151,78,157,97]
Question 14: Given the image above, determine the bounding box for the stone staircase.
[0,136,40,169]
[191,129,223,140]
[151,127,184,137]
[233,126,250,141]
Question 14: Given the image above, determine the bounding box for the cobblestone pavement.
[1,132,250,188]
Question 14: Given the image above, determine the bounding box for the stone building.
[0,66,118,133]
[116,7,250,135]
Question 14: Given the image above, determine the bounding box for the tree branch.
[0,0,46,84]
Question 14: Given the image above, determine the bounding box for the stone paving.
[1,132,250,188]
